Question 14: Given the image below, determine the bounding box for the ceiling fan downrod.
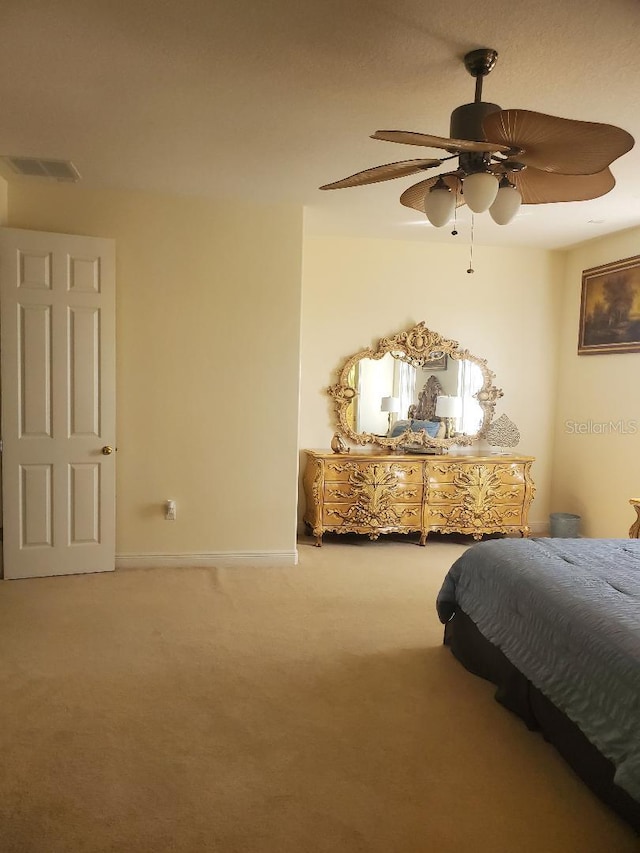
[450,48,501,143]
[464,48,498,101]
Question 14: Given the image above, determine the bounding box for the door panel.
[69,463,100,544]
[19,303,53,437]
[20,463,53,547]
[1,228,116,579]
[68,306,100,436]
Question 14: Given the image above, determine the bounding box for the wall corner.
[0,176,8,226]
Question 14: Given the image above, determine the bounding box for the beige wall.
[299,236,565,530]
[8,179,633,555]
[551,226,640,537]
[8,183,303,561]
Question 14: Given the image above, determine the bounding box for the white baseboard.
[116,550,298,570]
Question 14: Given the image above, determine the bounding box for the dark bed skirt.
[444,608,640,833]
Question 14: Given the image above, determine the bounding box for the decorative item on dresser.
[486,413,521,448]
[330,432,350,454]
[302,450,535,546]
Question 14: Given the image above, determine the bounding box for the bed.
[436,537,640,831]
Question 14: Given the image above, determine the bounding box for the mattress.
[436,538,640,803]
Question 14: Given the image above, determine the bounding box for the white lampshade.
[435,395,462,418]
[489,179,522,225]
[424,180,456,227]
[462,171,499,213]
[380,396,400,413]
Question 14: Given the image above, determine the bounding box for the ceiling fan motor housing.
[450,101,501,143]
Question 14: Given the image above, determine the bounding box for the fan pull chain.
[467,215,475,274]
[451,182,460,236]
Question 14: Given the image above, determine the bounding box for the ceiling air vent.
[3,156,81,182]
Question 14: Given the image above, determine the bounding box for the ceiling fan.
[320,48,634,227]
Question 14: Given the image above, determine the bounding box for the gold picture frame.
[578,255,640,355]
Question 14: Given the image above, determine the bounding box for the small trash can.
[549,512,581,538]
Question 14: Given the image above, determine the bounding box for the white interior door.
[0,228,116,579]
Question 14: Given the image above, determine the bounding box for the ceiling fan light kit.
[489,176,522,225]
[320,47,634,232]
[424,177,456,227]
[461,171,499,213]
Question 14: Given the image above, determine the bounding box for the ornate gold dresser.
[630,499,640,538]
[303,450,535,546]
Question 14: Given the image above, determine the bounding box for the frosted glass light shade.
[435,395,462,418]
[380,396,400,413]
[462,171,499,213]
[489,182,522,224]
[424,183,456,227]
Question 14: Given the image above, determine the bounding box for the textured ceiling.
[1,0,639,248]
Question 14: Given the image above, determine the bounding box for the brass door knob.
[101,445,114,455]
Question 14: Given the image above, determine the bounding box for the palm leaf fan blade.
[483,110,634,175]
[372,129,510,154]
[509,166,615,204]
[319,159,442,190]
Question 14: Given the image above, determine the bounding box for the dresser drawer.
[323,502,422,528]
[324,481,422,503]
[428,482,525,506]
[428,461,526,487]
[323,460,423,485]
[428,503,525,529]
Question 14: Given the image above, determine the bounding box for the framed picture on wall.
[424,352,448,370]
[578,255,640,355]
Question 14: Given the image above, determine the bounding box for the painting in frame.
[578,255,640,355]
[424,352,448,371]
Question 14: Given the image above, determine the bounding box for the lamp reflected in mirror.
[380,395,400,432]
[435,395,462,439]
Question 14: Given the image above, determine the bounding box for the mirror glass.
[328,322,502,451]
[347,352,484,437]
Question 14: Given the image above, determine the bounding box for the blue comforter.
[436,538,640,802]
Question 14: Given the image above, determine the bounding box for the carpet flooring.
[0,534,636,852]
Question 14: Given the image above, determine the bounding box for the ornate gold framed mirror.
[327,322,503,451]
